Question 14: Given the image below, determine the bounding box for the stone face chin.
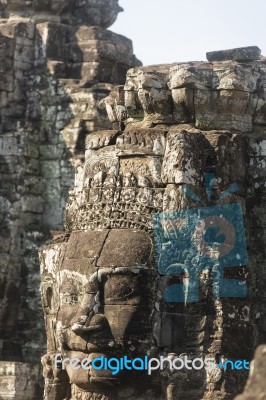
[1,0,123,27]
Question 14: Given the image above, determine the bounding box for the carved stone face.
[41,228,157,393]
[40,125,228,400]
[39,55,263,399]
[2,0,123,27]
[40,127,218,398]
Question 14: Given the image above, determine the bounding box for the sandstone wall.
[0,1,140,398]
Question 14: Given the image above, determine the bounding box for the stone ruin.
[0,0,266,399]
[0,0,139,398]
[39,45,266,400]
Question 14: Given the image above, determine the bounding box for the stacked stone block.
[0,1,140,398]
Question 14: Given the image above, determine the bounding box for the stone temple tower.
[40,46,266,400]
[0,1,140,398]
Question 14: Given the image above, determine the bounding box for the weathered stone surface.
[169,62,213,89]
[0,0,123,28]
[96,229,153,268]
[194,89,257,132]
[116,129,166,156]
[235,346,266,400]
[0,362,40,399]
[38,47,266,400]
[206,46,261,62]
[41,132,264,400]
[104,55,266,132]
[0,1,140,399]
[161,129,209,185]
[0,19,265,399]
[85,130,119,153]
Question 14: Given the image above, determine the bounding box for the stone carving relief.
[0,0,140,398]
[40,47,266,399]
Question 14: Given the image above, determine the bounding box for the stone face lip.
[206,46,261,62]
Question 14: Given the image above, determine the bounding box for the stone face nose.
[71,314,112,338]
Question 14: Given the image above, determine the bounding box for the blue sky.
[111,0,266,66]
